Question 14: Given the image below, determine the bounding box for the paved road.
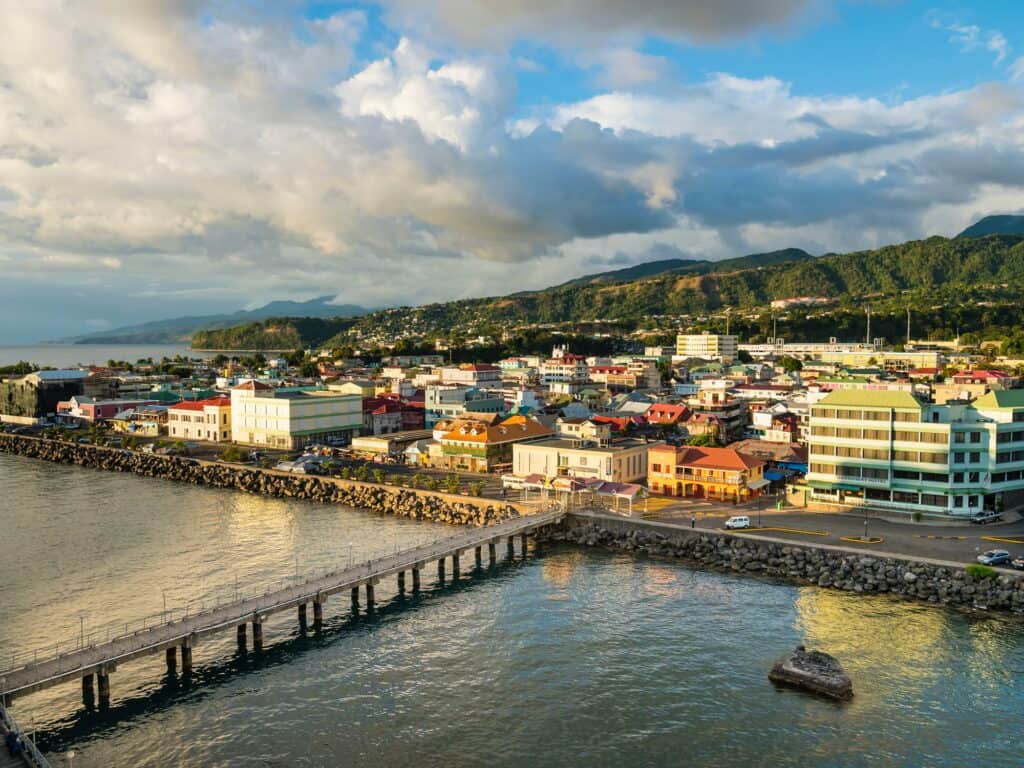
[641,497,1024,566]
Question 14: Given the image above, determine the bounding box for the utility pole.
[865,304,872,346]
[772,313,777,343]
[906,307,911,347]
[725,307,731,336]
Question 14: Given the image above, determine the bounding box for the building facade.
[168,395,232,442]
[676,333,738,363]
[802,389,1024,518]
[648,444,768,501]
[0,370,87,424]
[512,437,655,483]
[231,381,362,449]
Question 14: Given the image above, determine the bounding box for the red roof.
[646,404,690,424]
[953,369,1009,380]
[650,444,766,471]
[169,395,231,412]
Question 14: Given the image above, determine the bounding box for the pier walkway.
[0,510,563,708]
[0,703,49,768]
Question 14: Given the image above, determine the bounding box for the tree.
[687,432,719,447]
[372,468,386,484]
[736,349,753,364]
[444,474,460,493]
[778,356,803,373]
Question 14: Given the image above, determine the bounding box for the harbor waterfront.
[2,454,1023,767]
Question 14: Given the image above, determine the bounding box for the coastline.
[0,433,521,527]
[5,432,1024,615]
[543,510,1024,615]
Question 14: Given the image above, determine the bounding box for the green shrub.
[372,468,386,484]
[966,564,997,580]
[444,474,460,493]
[339,466,351,480]
[220,445,245,462]
[911,510,923,522]
[470,481,486,497]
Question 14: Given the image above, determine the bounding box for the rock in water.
[769,645,853,700]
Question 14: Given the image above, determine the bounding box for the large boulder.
[768,645,853,700]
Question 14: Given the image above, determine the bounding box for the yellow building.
[648,444,768,501]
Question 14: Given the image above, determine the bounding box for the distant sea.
[0,343,213,368]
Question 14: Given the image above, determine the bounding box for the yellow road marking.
[915,534,968,540]
[980,535,1024,545]
[840,536,884,545]
[740,526,831,537]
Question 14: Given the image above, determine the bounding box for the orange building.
[648,444,768,501]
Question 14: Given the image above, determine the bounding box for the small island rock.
[769,645,853,700]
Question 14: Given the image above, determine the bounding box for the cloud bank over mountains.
[1,1,1023,340]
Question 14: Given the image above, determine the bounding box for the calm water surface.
[0,344,209,368]
[2,454,1022,767]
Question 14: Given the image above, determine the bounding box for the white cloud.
[2,1,1024,342]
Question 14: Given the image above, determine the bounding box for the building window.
[954,496,964,507]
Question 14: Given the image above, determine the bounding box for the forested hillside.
[192,234,1024,350]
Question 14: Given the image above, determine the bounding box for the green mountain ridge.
[957,215,1024,239]
[192,233,1024,351]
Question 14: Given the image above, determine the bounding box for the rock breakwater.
[546,513,1024,613]
[0,434,515,526]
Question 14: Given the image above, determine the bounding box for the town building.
[57,396,161,423]
[685,386,748,440]
[439,363,502,387]
[167,395,232,442]
[0,370,87,424]
[799,388,1024,518]
[676,333,738,363]
[423,385,505,426]
[647,444,768,501]
[512,436,656,484]
[428,414,552,473]
[230,381,361,449]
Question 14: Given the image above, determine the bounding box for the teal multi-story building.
[803,389,1024,518]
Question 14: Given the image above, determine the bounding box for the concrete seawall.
[546,511,1024,614]
[0,434,522,526]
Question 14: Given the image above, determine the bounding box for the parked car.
[977,549,1011,566]
[725,515,752,530]
[1010,556,1024,571]
[141,443,156,454]
[970,512,1003,525]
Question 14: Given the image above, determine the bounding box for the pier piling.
[397,571,406,593]
[452,552,460,578]
[180,642,193,674]
[298,602,307,632]
[165,647,177,674]
[365,582,375,610]
[488,541,496,564]
[412,568,421,591]
[520,533,528,556]
[82,673,95,709]
[97,671,110,709]
[507,537,515,560]
[314,598,325,629]
[475,546,482,568]
[252,617,263,652]
[437,558,445,583]
[236,623,247,652]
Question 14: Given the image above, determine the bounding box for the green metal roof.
[816,389,923,410]
[972,389,1024,410]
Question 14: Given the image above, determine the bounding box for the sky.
[2,0,1024,342]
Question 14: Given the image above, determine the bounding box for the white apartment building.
[230,381,362,449]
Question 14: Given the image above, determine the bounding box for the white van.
[725,515,752,530]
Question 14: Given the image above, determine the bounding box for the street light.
[863,518,869,542]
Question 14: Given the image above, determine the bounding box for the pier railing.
[0,701,51,767]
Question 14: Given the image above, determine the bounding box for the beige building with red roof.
[168,395,232,442]
[648,444,768,502]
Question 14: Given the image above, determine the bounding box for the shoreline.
[544,510,1024,615]
[0,433,521,527]
[5,432,1024,615]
